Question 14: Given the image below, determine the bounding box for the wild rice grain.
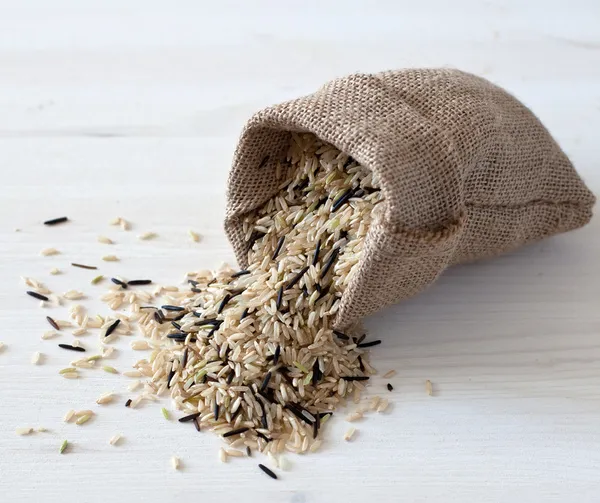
[58,344,86,352]
[26,291,49,301]
[111,278,128,289]
[222,427,249,438]
[178,412,201,423]
[71,263,98,270]
[44,217,68,226]
[272,236,285,260]
[104,319,121,337]
[356,340,382,348]
[258,463,278,480]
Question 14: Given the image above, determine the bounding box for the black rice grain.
[162,305,185,312]
[272,236,285,260]
[273,345,281,366]
[331,188,354,212]
[46,316,60,330]
[58,343,85,352]
[312,239,321,266]
[44,216,68,226]
[258,464,278,480]
[320,248,339,278]
[256,431,271,443]
[387,383,394,392]
[286,266,309,291]
[357,340,382,348]
[181,348,188,368]
[333,330,349,340]
[111,278,128,289]
[178,412,201,423]
[104,319,120,337]
[222,427,249,438]
[71,263,97,270]
[217,294,231,314]
[27,291,49,301]
[125,399,132,407]
[260,372,272,393]
[313,413,320,439]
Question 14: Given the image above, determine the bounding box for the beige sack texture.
[225,68,595,330]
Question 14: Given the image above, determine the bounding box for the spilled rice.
[19,134,391,468]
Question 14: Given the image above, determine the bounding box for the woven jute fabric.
[224,69,595,329]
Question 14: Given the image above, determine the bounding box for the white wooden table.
[1,1,599,501]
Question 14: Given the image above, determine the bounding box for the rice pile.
[108,134,384,453]
[19,133,388,462]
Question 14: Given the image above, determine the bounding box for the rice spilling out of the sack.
[126,133,384,453]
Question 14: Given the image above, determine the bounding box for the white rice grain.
[131,340,150,351]
[96,392,114,405]
[138,231,157,241]
[426,379,433,396]
[40,248,59,256]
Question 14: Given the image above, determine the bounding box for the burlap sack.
[224,68,595,330]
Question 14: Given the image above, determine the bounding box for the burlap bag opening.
[224,69,595,330]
